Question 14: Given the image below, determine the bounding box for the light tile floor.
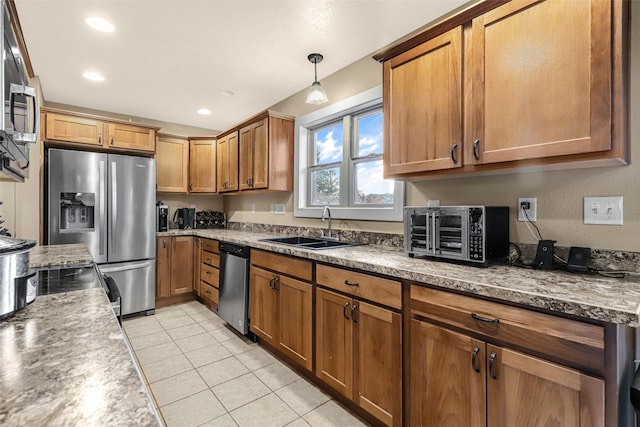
[123,301,368,427]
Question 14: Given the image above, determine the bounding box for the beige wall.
[227,8,640,252]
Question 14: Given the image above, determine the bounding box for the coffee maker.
[156,202,168,232]
[173,208,196,229]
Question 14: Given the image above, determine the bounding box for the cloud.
[356,161,394,196]
[317,130,342,163]
[358,135,381,156]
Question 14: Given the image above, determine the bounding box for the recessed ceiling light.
[86,17,115,33]
[83,71,105,82]
[197,108,212,115]
[219,90,235,97]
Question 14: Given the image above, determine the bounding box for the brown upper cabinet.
[378,0,629,178]
[384,26,463,175]
[216,131,239,193]
[44,109,157,154]
[238,112,294,192]
[189,137,216,193]
[156,134,189,193]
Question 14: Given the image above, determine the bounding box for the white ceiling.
[15,0,467,132]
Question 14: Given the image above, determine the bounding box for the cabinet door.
[107,123,156,152]
[156,135,189,192]
[216,134,228,193]
[156,237,171,298]
[189,139,216,193]
[316,288,353,399]
[383,26,463,176]
[410,320,486,427]
[170,236,193,295]
[45,113,104,146]
[193,238,201,296]
[240,118,269,191]
[278,275,312,371]
[249,266,279,345]
[226,131,239,191]
[469,0,612,164]
[354,301,402,427]
[487,345,604,427]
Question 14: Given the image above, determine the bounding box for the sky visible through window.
[313,110,393,206]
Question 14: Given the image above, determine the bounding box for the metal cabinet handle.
[110,136,114,146]
[98,135,102,144]
[344,280,359,287]
[489,352,498,380]
[471,347,481,373]
[162,239,167,248]
[189,183,193,191]
[450,143,458,164]
[473,139,480,161]
[351,304,358,323]
[471,312,500,324]
[343,302,351,320]
[273,276,280,291]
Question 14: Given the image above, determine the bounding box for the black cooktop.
[38,265,104,296]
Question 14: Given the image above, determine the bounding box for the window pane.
[355,110,383,157]
[354,160,394,205]
[314,123,343,165]
[311,167,340,205]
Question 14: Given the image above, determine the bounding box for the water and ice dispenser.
[59,193,95,232]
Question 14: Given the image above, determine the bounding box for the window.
[294,86,404,221]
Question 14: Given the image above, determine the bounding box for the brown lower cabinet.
[156,236,193,299]
[410,320,604,427]
[316,287,402,427]
[249,264,313,371]
[198,238,220,306]
[410,285,605,427]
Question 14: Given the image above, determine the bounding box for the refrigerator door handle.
[99,160,107,256]
[110,161,117,256]
[100,261,152,273]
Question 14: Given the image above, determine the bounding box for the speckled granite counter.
[0,288,161,426]
[159,229,640,326]
[29,243,94,269]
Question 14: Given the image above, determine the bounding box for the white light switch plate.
[584,196,623,225]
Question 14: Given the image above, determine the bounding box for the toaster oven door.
[437,207,469,260]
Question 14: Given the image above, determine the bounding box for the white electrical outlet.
[584,196,623,225]
[518,197,537,222]
[270,203,285,215]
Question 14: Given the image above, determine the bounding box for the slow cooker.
[0,236,37,319]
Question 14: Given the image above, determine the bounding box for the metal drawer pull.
[471,312,500,324]
[473,139,480,160]
[344,280,359,287]
[471,347,481,372]
[450,143,458,164]
[489,352,498,380]
[343,302,351,320]
[351,304,358,323]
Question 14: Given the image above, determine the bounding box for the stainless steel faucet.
[321,206,333,239]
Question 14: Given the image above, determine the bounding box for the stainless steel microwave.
[404,206,509,266]
[0,0,38,182]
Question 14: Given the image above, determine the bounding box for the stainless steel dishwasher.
[218,241,250,334]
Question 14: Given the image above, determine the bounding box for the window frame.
[294,85,404,222]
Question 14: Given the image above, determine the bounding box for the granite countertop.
[0,288,161,426]
[159,229,640,326]
[29,244,94,269]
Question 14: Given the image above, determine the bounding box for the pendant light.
[305,53,328,105]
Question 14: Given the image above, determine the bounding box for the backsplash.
[227,222,640,274]
[226,222,404,248]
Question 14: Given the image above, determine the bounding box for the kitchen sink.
[261,236,361,250]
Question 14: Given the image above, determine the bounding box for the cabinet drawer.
[201,239,219,253]
[316,264,402,310]
[251,249,312,282]
[200,281,219,304]
[202,251,220,268]
[410,285,605,372]
[200,264,219,287]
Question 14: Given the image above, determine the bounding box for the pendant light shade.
[305,53,328,105]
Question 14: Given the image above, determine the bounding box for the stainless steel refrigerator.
[46,148,156,316]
